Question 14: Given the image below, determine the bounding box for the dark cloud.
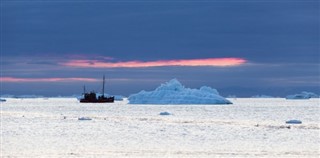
[1,1,319,96]
[3,1,318,62]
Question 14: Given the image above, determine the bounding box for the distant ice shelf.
[128,79,232,104]
[286,91,318,100]
[251,95,274,98]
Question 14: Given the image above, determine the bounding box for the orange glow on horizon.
[0,77,98,82]
[61,58,247,68]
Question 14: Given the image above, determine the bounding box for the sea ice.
[128,79,232,104]
[2,98,319,157]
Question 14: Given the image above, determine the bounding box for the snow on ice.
[2,98,320,157]
[128,79,232,104]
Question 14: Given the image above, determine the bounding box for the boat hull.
[80,97,115,103]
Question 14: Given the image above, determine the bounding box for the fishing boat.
[80,76,114,103]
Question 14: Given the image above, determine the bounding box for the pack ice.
[128,79,232,104]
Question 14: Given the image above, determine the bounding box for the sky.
[1,0,319,97]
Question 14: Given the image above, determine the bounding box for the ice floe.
[78,117,92,121]
[159,112,172,115]
[286,120,302,124]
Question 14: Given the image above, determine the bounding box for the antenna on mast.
[102,75,105,97]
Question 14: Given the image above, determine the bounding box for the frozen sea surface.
[1,98,319,158]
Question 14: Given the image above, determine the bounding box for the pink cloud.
[0,77,98,82]
[61,58,247,68]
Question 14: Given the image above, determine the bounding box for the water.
[1,98,319,157]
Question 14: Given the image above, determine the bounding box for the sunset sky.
[1,0,319,97]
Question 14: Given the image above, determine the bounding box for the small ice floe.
[159,112,171,116]
[78,117,92,121]
[286,120,302,124]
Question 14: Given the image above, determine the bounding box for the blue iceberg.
[128,79,232,104]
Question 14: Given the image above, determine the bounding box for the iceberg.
[286,91,318,100]
[128,79,232,104]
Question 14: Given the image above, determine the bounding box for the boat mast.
[102,75,105,97]
[83,85,86,94]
